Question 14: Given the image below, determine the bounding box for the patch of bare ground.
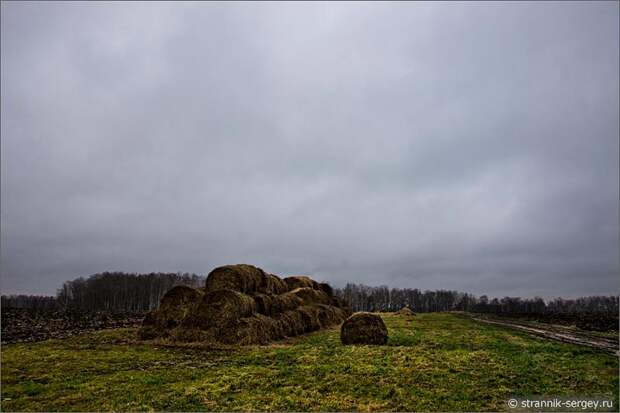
[465,313,619,355]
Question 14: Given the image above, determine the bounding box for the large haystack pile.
[138,264,351,345]
[340,312,388,345]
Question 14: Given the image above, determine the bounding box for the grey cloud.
[1,2,618,298]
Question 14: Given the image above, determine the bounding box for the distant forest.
[2,272,203,313]
[336,283,619,315]
[1,271,618,316]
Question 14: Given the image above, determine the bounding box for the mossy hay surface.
[340,312,389,345]
[138,264,351,345]
[205,264,288,295]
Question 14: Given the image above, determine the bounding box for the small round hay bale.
[289,287,331,305]
[284,276,320,291]
[185,289,256,329]
[396,307,416,316]
[340,312,388,345]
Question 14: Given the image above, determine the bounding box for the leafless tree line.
[1,272,204,312]
[333,283,619,315]
[55,272,205,312]
[2,275,618,317]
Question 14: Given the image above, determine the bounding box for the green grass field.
[1,313,617,411]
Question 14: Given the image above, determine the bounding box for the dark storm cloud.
[1,2,618,298]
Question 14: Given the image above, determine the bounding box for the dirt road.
[469,315,619,355]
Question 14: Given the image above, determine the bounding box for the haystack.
[138,264,351,345]
[138,285,203,339]
[396,306,416,316]
[340,312,388,345]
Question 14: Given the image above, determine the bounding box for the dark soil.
[481,312,619,332]
[1,308,143,344]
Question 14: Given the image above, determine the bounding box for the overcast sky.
[1,2,618,298]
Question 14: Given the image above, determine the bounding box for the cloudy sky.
[1,2,618,298]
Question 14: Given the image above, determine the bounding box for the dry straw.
[138,264,351,344]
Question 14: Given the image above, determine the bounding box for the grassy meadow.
[1,313,617,411]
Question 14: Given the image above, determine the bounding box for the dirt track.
[469,315,619,355]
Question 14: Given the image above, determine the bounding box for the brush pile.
[138,264,351,344]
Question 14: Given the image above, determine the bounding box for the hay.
[283,276,320,291]
[255,292,304,316]
[182,289,256,330]
[205,264,287,295]
[272,304,345,337]
[252,293,273,315]
[159,286,203,312]
[318,282,334,297]
[396,307,416,316]
[330,296,352,313]
[296,305,323,332]
[273,309,306,337]
[340,312,388,345]
[265,273,289,295]
[205,304,347,345]
[217,314,278,345]
[252,288,334,316]
[137,286,203,340]
[315,304,348,327]
[289,287,331,305]
[139,264,350,345]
